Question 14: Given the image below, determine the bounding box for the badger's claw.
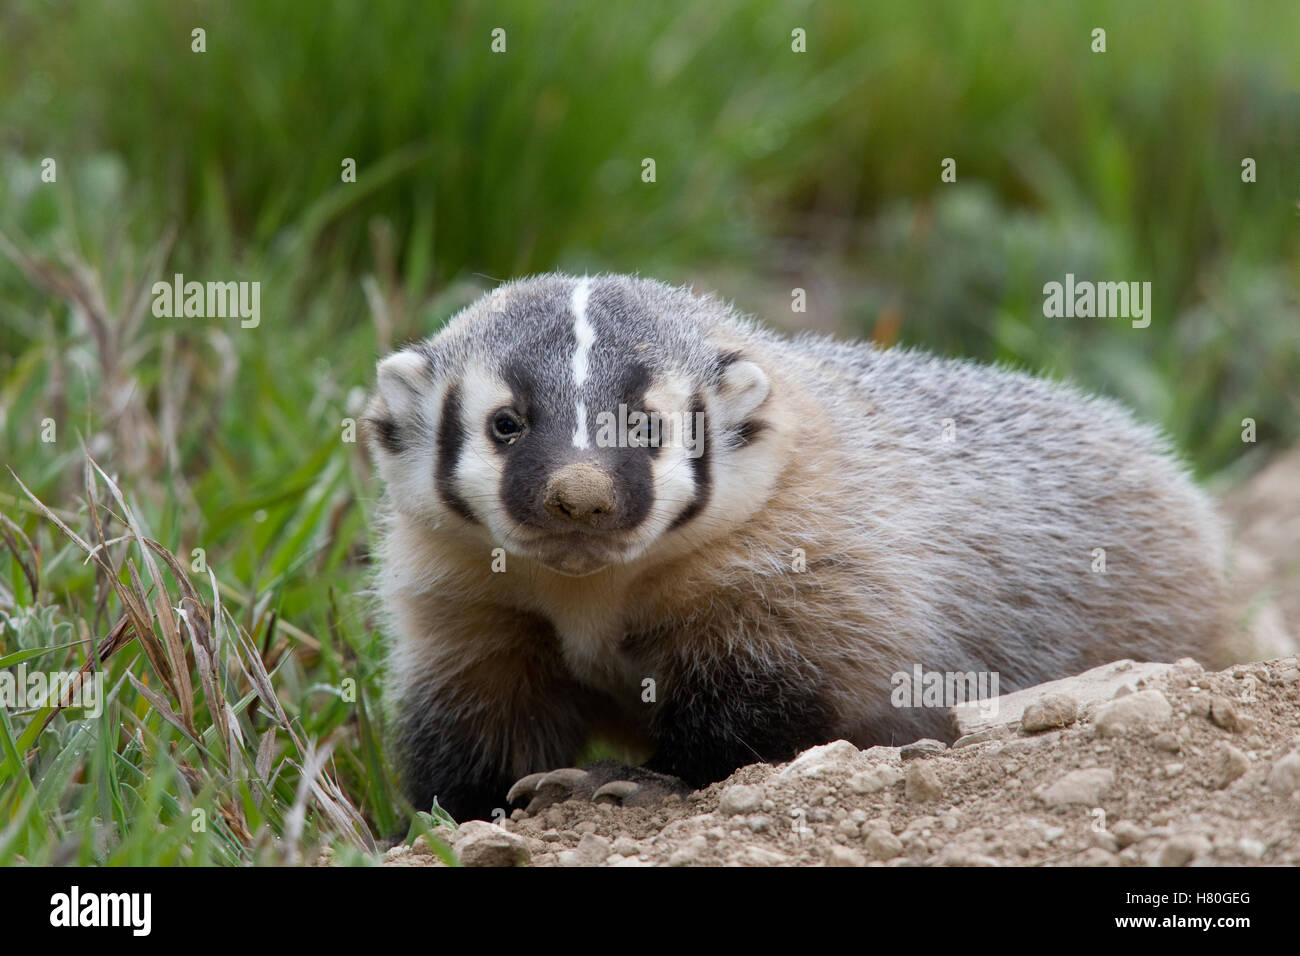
[591,780,641,803]
[507,759,691,814]
[505,772,549,805]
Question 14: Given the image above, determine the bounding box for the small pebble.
[1021,694,1079,733]
[1211,743,1249,789]
[904,764,944,802]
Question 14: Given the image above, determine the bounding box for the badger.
[364,273,1229,821]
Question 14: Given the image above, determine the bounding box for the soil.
[380,654,1300,867]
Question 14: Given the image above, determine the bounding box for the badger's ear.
[375,349,430,419]
[715,357,769,426]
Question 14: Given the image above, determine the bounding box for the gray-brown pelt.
[363,273,1231,821]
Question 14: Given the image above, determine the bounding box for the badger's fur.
[364,273,1229,821]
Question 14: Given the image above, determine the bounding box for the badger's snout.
[543,463,617,526]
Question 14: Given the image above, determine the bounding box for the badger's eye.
[490,409,525,443]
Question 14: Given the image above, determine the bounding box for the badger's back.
[690,327,1228,706]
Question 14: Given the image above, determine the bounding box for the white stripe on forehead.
[570,278,595,447]
[572,400,591,448]
[571,278,594,386]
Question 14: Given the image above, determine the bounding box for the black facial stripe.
[727,417,769,449]
[621,361,660,457]
[501,360,537,422]
[602,362,656,524]
[622,360,652,396]
[498,358,562,528]
[367,415,406,455]
[668,392,710,530]
[435,382,479,524]
[643,414,663,459]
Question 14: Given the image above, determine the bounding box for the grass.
[0,218,430,862]
[2,457,373,864]
[1,0,1298,864]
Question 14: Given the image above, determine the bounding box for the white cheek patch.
[570,277,594,448]
[633,373,783,561]
[375,382,443,525]
[697,389,782,534]
[453,364,516,539]
[649,441,697,532]
[380,443,439,525]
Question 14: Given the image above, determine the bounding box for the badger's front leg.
[505,639,844,811]
[639,641,841,789]
[390,604,603,822]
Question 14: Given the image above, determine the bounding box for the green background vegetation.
[0,0,1297,863]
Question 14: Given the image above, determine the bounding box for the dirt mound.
[382,654,1300,867]
[1221,447,1300,660]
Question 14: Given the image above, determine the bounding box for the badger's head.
[365,275,776,576]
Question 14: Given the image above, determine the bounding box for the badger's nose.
[543,463,616,525]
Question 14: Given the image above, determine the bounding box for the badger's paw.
[506,759,692,815]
